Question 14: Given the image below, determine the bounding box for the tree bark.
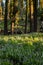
[33,0,37,32]
[25,0,28,33]
[4,0,8,35]
[29,0,32,32]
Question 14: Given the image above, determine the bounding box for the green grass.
[0,33,43,65]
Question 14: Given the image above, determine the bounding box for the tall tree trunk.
[11,0,18,34]
[4,0,8,35]
[29,0,32,32]
[25,0,28,33]
[33,0,37,32]
[20,0,23,17]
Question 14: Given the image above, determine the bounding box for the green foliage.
[37,8,43,17]
[0,61,13,65]
[0,33,43,65]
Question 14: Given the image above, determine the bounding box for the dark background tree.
[33,0,37,32]
[25,0,28,33]
[4,0,8,35]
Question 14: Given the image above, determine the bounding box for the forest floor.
[0,33,43,65]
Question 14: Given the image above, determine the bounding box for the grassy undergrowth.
[0,33,43,65]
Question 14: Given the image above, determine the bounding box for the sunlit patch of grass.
[0,33,43,44]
